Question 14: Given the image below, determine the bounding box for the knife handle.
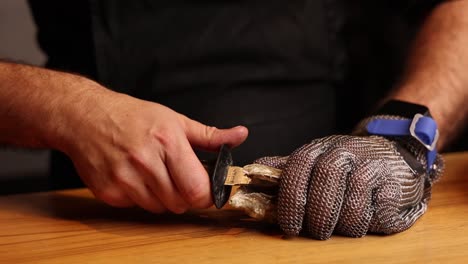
[201,145,233,209]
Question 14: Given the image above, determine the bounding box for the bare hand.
[55,87,248,214]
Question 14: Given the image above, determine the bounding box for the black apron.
[30,0,347,189]
[29,0,450,188]
[89,0,343,155]
[29,0,450,189]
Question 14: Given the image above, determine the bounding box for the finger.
[141,159,191,214]
[303,148,354,240]
[90,185,135,208]
[127,152,190,214]
[254,156,288,170]
[144,185,166,213]
[114,165,167,213]
[75,166,136,208]
[334,160,386,238]
[182,116,248,151]
[277,139,332,237]
[125,184,166,214]
[165,134,212,208]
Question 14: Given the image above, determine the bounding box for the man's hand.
[255,135,443,240]
[58,90,248,214]
[0,62,248,213]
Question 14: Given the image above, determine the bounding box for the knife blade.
[223,164,281,186]
[203,145,281,209]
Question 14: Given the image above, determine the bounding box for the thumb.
[182,117,248,151]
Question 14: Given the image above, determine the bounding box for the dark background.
[0,0,49,194]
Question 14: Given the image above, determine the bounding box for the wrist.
[388,89,449,148]
[40,74,112,153]
[356,100,440,173]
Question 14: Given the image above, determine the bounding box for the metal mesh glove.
[255,135,444,240]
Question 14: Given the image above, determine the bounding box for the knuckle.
[114,173,132,189]
[153,128,176,149]
[127,147,149,167]
[203,125,217,139]
[111,166,135,190]
[202,125,218,149]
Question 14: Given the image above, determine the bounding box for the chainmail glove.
[255,134,444,240]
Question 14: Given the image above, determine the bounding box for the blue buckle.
[366,114,439,172]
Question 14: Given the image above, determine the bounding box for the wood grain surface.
[0,152,467,263]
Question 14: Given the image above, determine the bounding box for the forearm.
[0,62,106,149]
[389,0,468,149]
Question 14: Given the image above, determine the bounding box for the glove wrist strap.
[365,100,439,172]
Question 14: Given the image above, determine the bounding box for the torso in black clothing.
[28,0,439,188]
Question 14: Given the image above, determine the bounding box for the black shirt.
[28,0,440,188]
